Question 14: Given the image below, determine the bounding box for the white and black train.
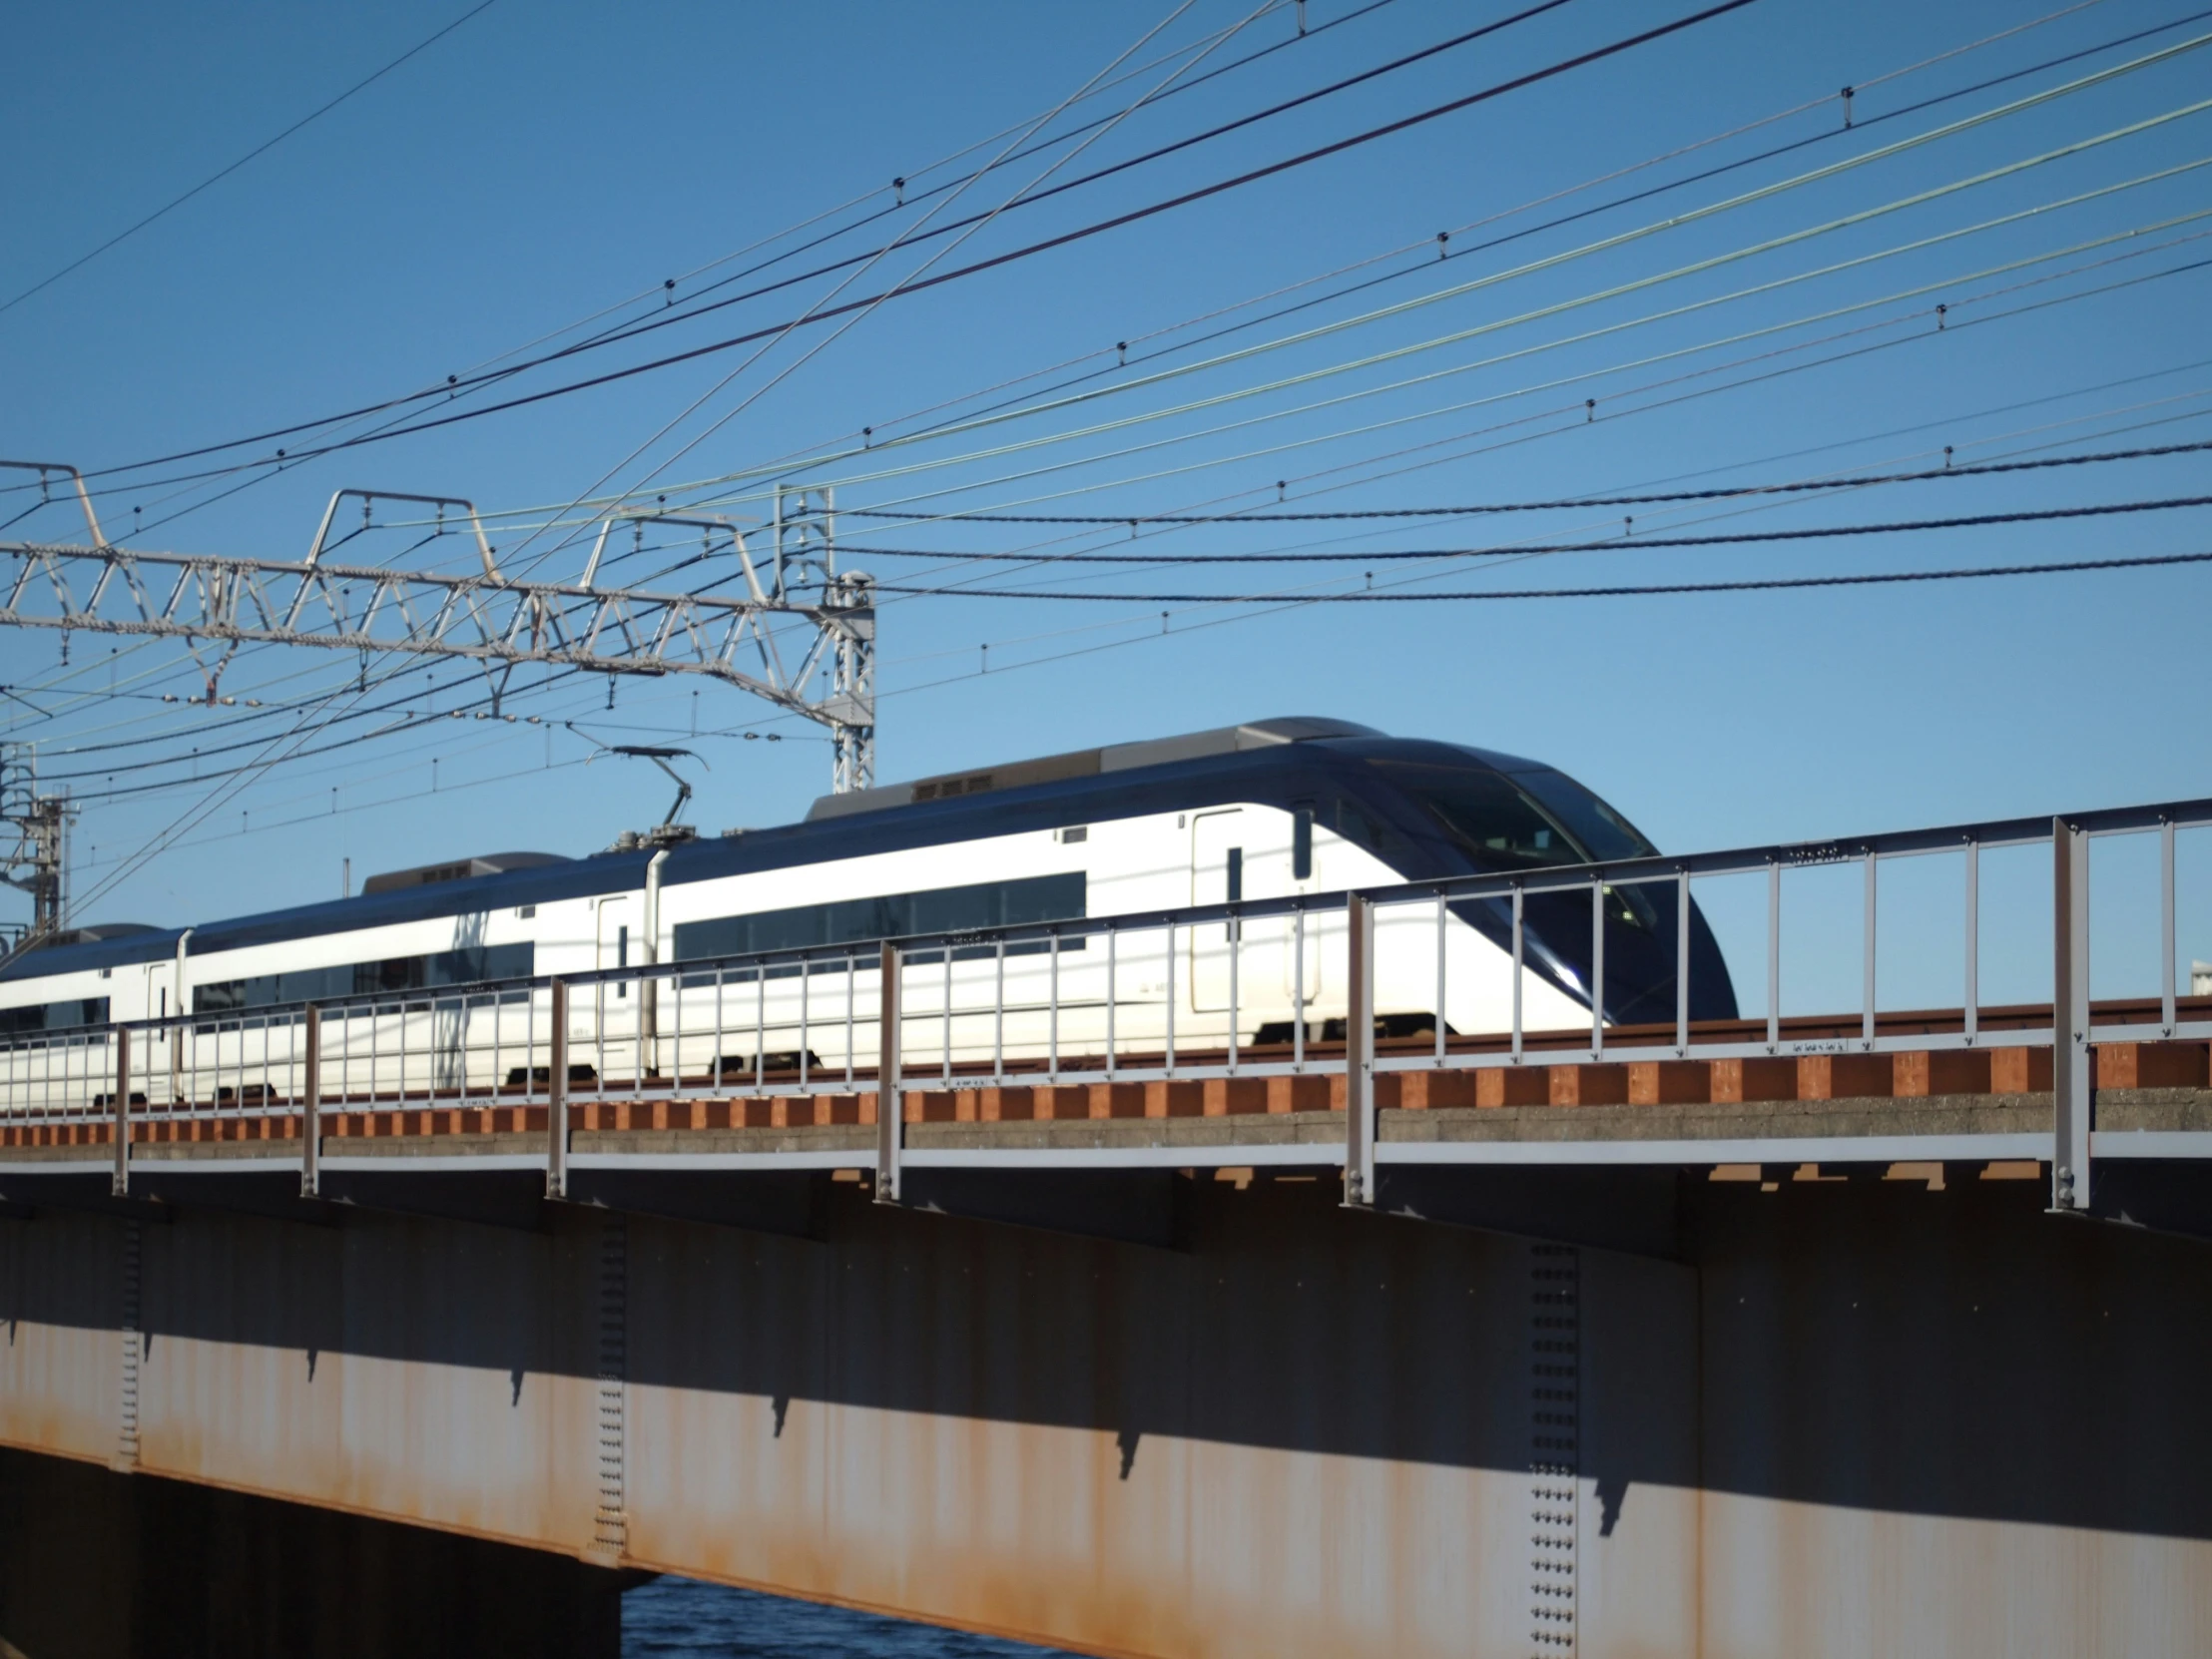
[0,718,1739,1097]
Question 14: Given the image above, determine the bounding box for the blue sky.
[2,0,2207,1006]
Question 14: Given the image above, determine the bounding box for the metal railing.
[1,797,2205,1213]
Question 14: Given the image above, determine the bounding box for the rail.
[2,797,2208,1212]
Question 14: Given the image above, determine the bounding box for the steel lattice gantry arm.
[0,532,875,775]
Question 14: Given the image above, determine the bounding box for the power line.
[862,371,2212,680]
[34,0,2159,532]
[862,493,2212,575]
[871,548,2212,604]
[775,209,2212,561]
[426,0,2175,527]
[817,0,2194,469]
[489,0,1262,580]
[49,0,2119,573]
[16,0,1524,493]
[761,111,2212,522]
[538,0,1575,379]
[0,0,501,318]
[59,0,1759,484]
[838,437,2212,524]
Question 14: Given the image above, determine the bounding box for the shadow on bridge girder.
[131,1166,342,1229]
[561,1168,828,1243]
[2087,1160,2212,1244]
[318,1168,550,1233]
[1374,1164,1683,1260]
[902,1167,1183,1251]
[0,1170,172,1225]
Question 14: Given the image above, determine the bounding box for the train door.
[1190,811,1243,1013]
[143,958,177,1104]
[597,894,637,992]
[595,893,638,1074]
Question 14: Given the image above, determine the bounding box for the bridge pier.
[0,1445,630,1659]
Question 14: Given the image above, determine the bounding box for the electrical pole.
[773,484,874,793]
[0,744,74,955]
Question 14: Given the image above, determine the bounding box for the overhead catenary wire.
[0,0,1371,562]
[0,0,502,319]
[36,0,2161,535]
[865,364,2212,674]
[405,48,2212,557]
[534,28,2212,528]
[48,0,2129,521]
[455,235,2212,616]
[17,0,1543,496]
[731,204,2212,565]
[740,97,2212,522]
[436,0,1381,378]
[490,0,1270,579]
[861,548,2212,605]
[857,493,2212,576]
[8,6,1340,557]
[63,0,1762,490]
[838,436,2212,524]
[800,0,2173,470]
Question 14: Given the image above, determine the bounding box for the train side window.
[193,942,534,1014]
[0,996,111,1036]
[675,872,1086,963]
[1226,846,1244,903]
[1293,809,1314,881]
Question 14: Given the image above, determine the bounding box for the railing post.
[1766,858,1782,1053]
[1963,834,1979,1046]
[877,942,901,1204]
[299,1005,320,1198]
[1510,883,1524,1063]
[110,1025,130,1199]
[547,979,569,1200]
[2052,819,2091,1212]
[2160,814,2177,1036]
[1862,848,1878,1050]
[1675,868,1692,1057]
[1588,877,1603,1057]
[1343,894,1376,1210]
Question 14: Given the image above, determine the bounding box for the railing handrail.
[0,790,2205,1041]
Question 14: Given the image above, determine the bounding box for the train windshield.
[1371,762,1593,868]
[1371,759,1660,871]
[1508,768,1658,863]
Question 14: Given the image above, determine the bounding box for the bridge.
[0,799,2205,1656]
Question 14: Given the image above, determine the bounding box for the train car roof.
[0,718,1566,983]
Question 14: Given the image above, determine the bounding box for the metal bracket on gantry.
[0,460,106,544]
[290,489,503,711]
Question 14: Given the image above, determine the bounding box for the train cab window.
[1292,809,1313,881]
[1372,762,1590,869]
[1509,768,1659,862]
